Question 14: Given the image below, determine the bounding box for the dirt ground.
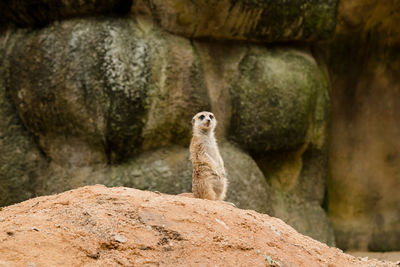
[0,185,398,267]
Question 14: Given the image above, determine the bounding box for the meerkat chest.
[202,138,222,166]
[204,144,219,161]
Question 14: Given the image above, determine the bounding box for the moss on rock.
[229,47,328,153]
[3,18,210,165]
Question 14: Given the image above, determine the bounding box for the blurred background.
[0,0,399,255]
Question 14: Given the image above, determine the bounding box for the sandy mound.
[0,185,396,267]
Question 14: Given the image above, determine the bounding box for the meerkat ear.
[192,118,195,125]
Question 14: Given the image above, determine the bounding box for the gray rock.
[3,18,209,166]
[229,47,329,153]
[220,142,273,214]
[108,146,192,195]
[271,192,335,246]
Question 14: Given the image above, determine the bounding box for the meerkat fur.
[190,111,228,201]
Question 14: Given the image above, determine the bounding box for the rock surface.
[324,0,400,251]
[0,185,395,267]
[229,47,328,152]
[0,34,48,205]
[132,0,338,42]
[3,18,209,165]
[0,16,333,246]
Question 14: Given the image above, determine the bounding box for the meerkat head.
[192,111,217,134]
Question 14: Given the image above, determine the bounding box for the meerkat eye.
[199,115,205,120]
[209,114,214,119]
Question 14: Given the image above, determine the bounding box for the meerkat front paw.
[221,201,236,207]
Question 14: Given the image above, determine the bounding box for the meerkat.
[189,111,228,201]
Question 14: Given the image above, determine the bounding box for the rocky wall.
[0,7,335,246]
[324,0,400,251]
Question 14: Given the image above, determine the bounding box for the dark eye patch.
[199,115,205,120]
[209,114,214,119]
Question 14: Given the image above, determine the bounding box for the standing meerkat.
[190,111,228,201]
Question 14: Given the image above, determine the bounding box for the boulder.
[108,146,192,195]
[219,142,273,214]
[3,18,209,165]
[132,0,338,42]
[229,47,329,153]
